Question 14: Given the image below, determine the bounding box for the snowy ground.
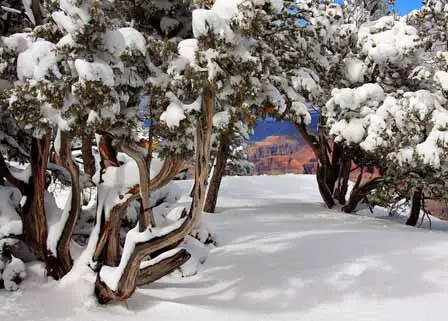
[3,175,448,320]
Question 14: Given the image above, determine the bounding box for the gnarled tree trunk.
[204,135,229,213]
[93,135,121,267]
[22,132,52,261]
[296,122,382,213]
[120,144,155,229]
[406,188,422,227]
[82,133,96,179]
[94,88,214,304]
[46,133,81,279]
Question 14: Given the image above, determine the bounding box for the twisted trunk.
[22,133,51,261]
[120,144,155,229]
[95,135,121,267]
[406,188,423,227]
[136,249,191,286]
[333,149,351,205]
[204,135,229,213]
[82,134,96,179]
[92,156,184,267]
[296,123,337,208]
[95,88,214,304]
[47,133,81,279]
[296,122,381,213]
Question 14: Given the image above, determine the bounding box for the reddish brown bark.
[120,144,155,229]
[46,133,81,279]
[82,134,96,178]
[93,135,121,267]
[136,249,191,286]
[406,188,423,226]
[22,132,52,261]
[204,134,229,213]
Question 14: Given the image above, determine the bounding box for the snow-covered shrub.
[0,254,26,291]
[323,1,448,221]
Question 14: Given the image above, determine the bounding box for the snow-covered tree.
[323,0,448,224]
[0,0,214,300]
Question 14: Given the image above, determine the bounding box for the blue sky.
[334,0,423,15]
[395,0,423,14]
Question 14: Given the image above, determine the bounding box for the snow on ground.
[3,175,448,320]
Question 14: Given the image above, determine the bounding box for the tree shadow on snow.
[131,206,448,314]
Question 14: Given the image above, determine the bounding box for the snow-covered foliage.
[324,0,448,209]
[0,185,25,291]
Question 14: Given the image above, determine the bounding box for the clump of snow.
[1,255,26,291]
[325,83,385,145]
[74,59,115,87]
[0,186,22,235]
[118,28,147,56]
[160,101,186,129]
[291,101,311,125]
[2,33,33,53]
[173,235,209,277]
[103,30,125,56]
[434,71,448,92]
[17,49,34,81]
[31,41,61,80]
[343,57,366,84]
[160,95,201,129]
[358,16,422,66]
[213,110,230,129]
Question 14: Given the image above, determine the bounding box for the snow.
[160,101,186,129]
[192,1,237,40]
[0,186,22,234]
[4,175,448,320]
[47,191,72,257]
[74,59,115,87]
[291,101,311,125]
[52,11,77,34]
[31,41,61,80]
[1,255,26,291]
[343,57,366,84]
[160,95,201,129]
[178,39,198,64]
[3,33,33,53]
[103,30,125,57]
[213,110,230,129]
[16,49,34,81]
[119,28,147,56]
[60,0,90,24]
[434,71,448,91]
[358,16,421,66]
